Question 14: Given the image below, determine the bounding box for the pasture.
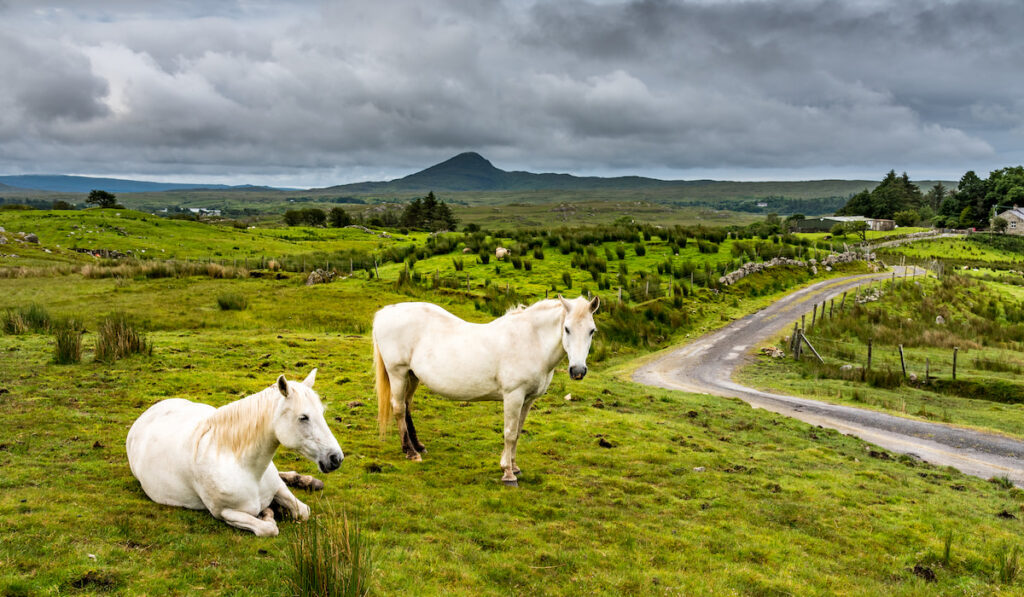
[2,209,1024,594]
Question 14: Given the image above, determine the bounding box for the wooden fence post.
[801,333,825,364]
[867,340,872,370]
[953,347,958,380]
[840,291,847,310]
[829,298,835,318]
[899,344,906,378]
[811,304,817,326]
[791,322,799,353]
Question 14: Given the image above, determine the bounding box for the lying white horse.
[126,369,343,536]
[373,295,599,486]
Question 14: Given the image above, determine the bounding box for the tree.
[836,171,921,219]
[830,223,847,238]
[87,189,117,209]
[925,182,947,210]
[328,207,352,228]
[51,200,75,210]
[844,220,868,241]
[893,210,918,227]
[993,216,1009,234]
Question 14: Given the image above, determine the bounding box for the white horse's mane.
[504,298,561,316]
[194,386,279,457]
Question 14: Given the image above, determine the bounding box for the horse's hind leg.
[500,391,526,487]
[404,375,425,453]
[389,370,422,461]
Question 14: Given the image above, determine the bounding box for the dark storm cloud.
[0,0,1020,185]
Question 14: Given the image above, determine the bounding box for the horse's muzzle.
[319,451,344,473]
[569,365,587,380]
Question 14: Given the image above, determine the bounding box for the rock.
[909,373,918,382]
[0,236,6,245]
[935,315,945,325]
[563,393,572,401]
[305,268,335,286]
[840,364,854,371]
[693,466,705,473]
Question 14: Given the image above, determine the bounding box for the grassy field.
[738,274,1024,441]
[3,210,1024,595]
[881,234,1024,271]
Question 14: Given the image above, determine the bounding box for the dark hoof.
[415,445,427,453]
[406,452,422,462]
[512,468,521,475]
[502,479,519,487]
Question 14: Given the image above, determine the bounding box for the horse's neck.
[526,302,567,371]
[199,389,280,473]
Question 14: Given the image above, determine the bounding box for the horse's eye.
[298,414,309,423]
[589,329,595,336]
[564,326,570,334]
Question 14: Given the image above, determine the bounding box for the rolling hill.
[0,175,285,194]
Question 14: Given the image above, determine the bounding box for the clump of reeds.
[94,313,151,362]
[287,505,374,597]
[53,317,85,364]
[216,292,249,311]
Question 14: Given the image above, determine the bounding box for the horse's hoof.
[512,468,521,475]
[502,479,519,487]
[415,446,427,454]
[407,452,422,462]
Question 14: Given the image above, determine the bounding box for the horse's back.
[373,302,516,400]
[127,398,212,509]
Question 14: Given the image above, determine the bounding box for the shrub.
[1,310,27,335]
[452,257,464,271]
[562,271,573,289]
[633,242,646,257]
[53,318,85,364]
[217,293,249,311]
[533,247,545,260]
[615,245,626,260]
[287,508,375,597]
[95,313,151,363]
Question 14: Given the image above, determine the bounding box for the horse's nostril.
[329,452,343,468]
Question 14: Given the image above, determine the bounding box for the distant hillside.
[0,175,282,194]
[319,152,680,193]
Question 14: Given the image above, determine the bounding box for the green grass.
[883,235,1024,270]
[2,210,1024,594]
[737,274,1024,439]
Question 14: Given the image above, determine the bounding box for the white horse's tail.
[374,338,392,440]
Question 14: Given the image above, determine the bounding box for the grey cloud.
[0,0,1019,185]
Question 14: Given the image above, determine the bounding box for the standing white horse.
[126,369,344,536]
[373,295,599,486]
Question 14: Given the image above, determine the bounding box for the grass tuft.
[94,312,151,362]
[2,303,50,334]
[52,317,85,364]
[287,505,374,597]
[216,292,249,311]
[997,544,1021,584]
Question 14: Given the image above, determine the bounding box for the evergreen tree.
[328,207,352,228]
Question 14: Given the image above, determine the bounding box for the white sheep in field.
[495,247,510,259]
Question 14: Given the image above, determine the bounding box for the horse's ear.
[303,368,318,388]
[589,295,600,313]
[558,294,572,312]
[277,375,289,397]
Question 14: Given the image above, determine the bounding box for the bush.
[562,271,573,289]
[95,313,151,363]
[53,318,85,364]
[287,508,374,597]
[633,242,646,257]
[217,293,249,311]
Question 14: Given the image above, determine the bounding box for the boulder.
[24,233,39,244]
[305,268,336,286]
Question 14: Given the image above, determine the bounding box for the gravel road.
[632,269,1024,485]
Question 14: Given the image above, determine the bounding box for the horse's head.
[273,369,344,474]
[558,295,600,380]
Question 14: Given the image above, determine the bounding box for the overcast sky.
[0,0,1021,188]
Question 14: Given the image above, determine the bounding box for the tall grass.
[287,506,374,597]
[53,317,85,364]
[94,313,151,362]
[997,545,1021,584]
[216,292,249,311]
[2,303,50,334]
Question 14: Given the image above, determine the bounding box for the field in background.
[3,208,1024,594]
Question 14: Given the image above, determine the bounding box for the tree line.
[837,167,1024,229]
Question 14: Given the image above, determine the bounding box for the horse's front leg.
[511,397,537,476]
[219,508,279,536]
[272,484,310,521]
[500,391,526,487]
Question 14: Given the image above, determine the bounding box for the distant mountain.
[318,152,683,193]
[0,175,283,194]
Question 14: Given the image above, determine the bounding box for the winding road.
[632,269,1024,485]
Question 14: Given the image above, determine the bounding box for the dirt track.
[632,269,1024,486]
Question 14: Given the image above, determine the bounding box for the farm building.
[994,206,1024,235]
[795,216,895,233]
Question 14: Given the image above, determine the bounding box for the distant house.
[995,206,1024,235]
[795,216,895,233]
